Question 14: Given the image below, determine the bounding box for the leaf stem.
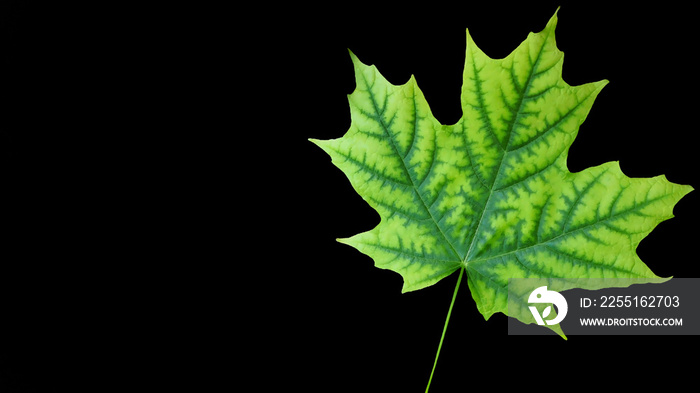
[425,266,464,393]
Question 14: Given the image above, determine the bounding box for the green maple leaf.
[310,9,692,384]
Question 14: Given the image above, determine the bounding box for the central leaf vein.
[463,25,552,264]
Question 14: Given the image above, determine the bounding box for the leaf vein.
[359,69,464,261]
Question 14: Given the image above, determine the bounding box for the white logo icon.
[528,286,568,325]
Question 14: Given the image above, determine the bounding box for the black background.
[1,1,699,391]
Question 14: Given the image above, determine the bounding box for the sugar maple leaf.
[310,10,692,342]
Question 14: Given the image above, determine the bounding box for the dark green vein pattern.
[310,11,693,329]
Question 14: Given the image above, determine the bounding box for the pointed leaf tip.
[347,48,362,66]
[544,8,559,31]
[308,137,324,148]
